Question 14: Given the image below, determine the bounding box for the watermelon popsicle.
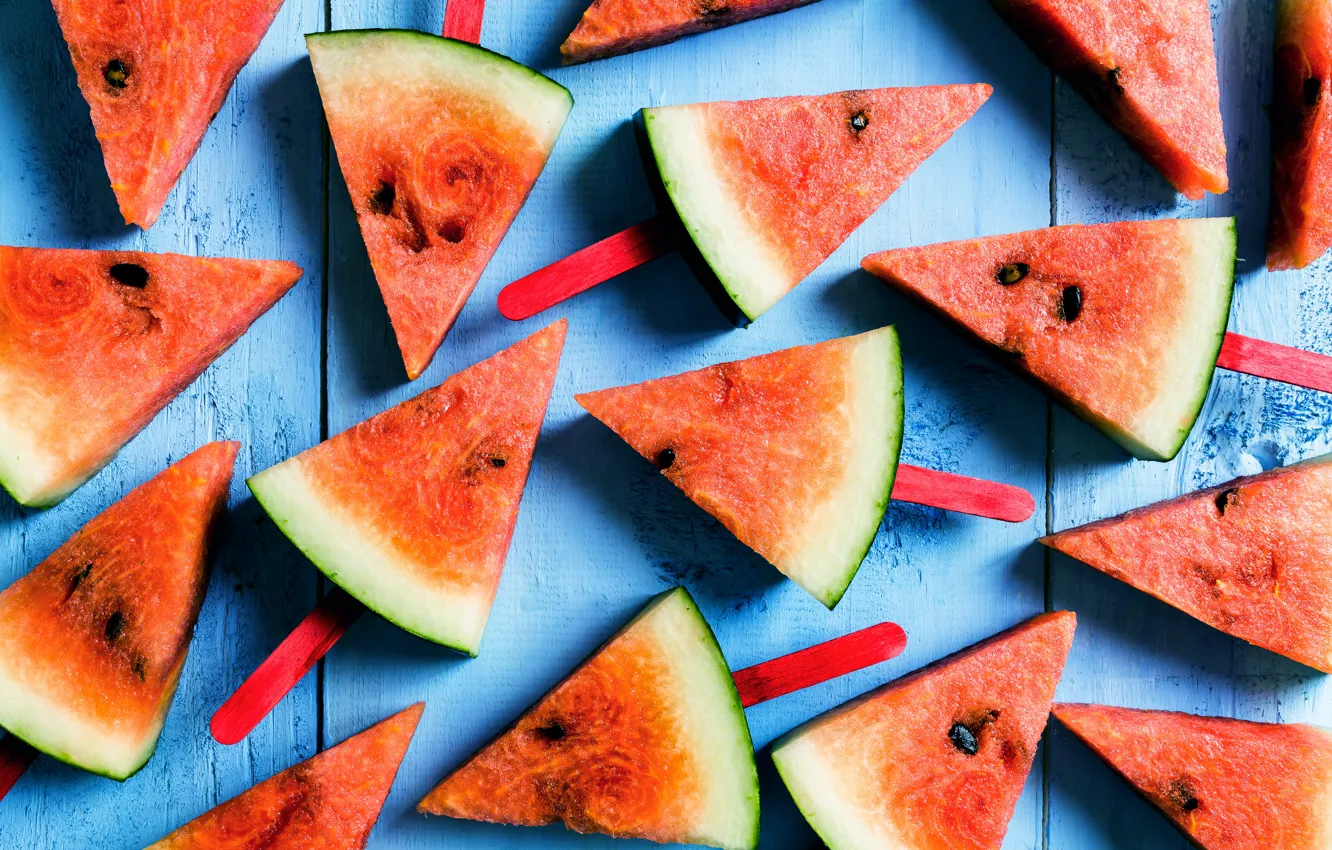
[498,84,992,326]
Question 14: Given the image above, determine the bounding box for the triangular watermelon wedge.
[862,217,1236,461]
[0,442,237,780]
[639,84,991,322]
[147,703,423,848]
[575,326,904,608]
[308,31,573,380]
[1044,455,1332,672]
[772,612,1076,850]
[248,320,567,656]
[418,587,759,850]
[1268,0,1332,270]
[989,0,1227,199]
[1054,703,1332,849]
[0,247,301,508]
[50,0,287,227]
[561,0,820,64]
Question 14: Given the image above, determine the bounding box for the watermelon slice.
[148,703,422,848]
[50,0,287,228]
[862,217,1236,461]
[1268,0,1332,270]
[248,321,566,656]
[989,0,1227,199]
[418,587,759,850]
[1054,703,1332,849]
[0,442,237,780]
[574,326,903,608]
[638,85,991,323]
[0,247,301,508]
[1044,455,1332,672]
[772,611,1076,850]
[308,30,573,380]
[561,0,820,64]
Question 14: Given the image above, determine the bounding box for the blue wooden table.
[0,0,1327,846]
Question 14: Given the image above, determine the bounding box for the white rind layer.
[0,369,82,508]
[248,458,493,656]
[643,104,792,320]
[772,729,905,849]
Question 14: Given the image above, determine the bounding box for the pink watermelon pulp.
[561,0,819,64]
[418,588,758,849]
[1268,0,1332,269]
[248,321,567,656]
[308,30,573,380]
[772,612,1076,850]
[1055,704,1332,849]
[148,703,422,848]
[575,327,903,608]
[0,247,300,507]
[0,442,237,780]
[862,217,1236,461]
[989,0,1227,198]
[639,85,991,323]
[1045,455,1332,672]
[51,0,287,227]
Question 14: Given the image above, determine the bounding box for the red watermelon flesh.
[989,0,1227,199]
[1268,0,1332,270]
[419,588,759,850]
[561,0,819,64]
[772,612,1076,850]
[50,0,286,228]
[1054,704,1332,849]
[0,442,237,780]
[1044,456,1332,672]
[308,31,573,380]
[147,703,423,849]
[247,321,567,656]
[862,217,1236,461]
[0,247,300,508]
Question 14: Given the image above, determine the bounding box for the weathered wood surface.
[0,0,1317,847]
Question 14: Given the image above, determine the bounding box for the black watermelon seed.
[1108,66,1125,94]
[536,721,566,741]
[132,656,148,681]
[105,611,126,642]
[1167,779,1200,812]
[850,112,870,132]
[439,220,467,243]
[656,448,676,470]
[1215,487,1239,515]
[109,262,150,289]
[369,181,396,215]
[490,457,506,469]
[70,563,93,593]
[996,262,1029,286]
[1307,77,1323,107]
[1059,285,1083,322]
[949,722,979,755]
[104,59,129,89]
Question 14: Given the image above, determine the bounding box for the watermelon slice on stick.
[575,326,1035,608]
[0,442,236,799]
[145,704,422,848]
[772,611,1076,850]
[560,0,822,64]
[863,217,1332,461]
[417,587,905,849]
[498,84,992,325]
[1054,703,1332,849]
[1045,455,1332,672]
[0,247,299,508]
[988,0,1228,199]
[50,0,288,227]
[310,0,572,380]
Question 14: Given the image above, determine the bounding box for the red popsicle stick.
[211,587,366,746]
[1216,332,1332,394]
[733,621,907,708]
[498,215,682,321]
[0,734,37,803]
[891,463,1035,523]
[442,0,486,43]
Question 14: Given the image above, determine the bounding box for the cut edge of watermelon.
[0,407,62,508]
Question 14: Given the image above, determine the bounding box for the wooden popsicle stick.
[733,621,907,708]
[442,0,486,43]
[210,587,366,746]
[1216,332,1332,394]
[0,735,37,803]
[891,463,1035,523]
[498,215,682,321]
